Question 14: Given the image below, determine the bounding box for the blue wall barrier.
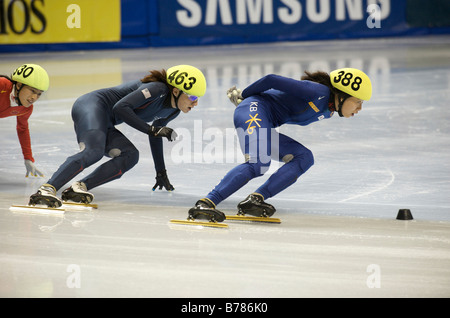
[1,0,449,52]
[156,0,408,46]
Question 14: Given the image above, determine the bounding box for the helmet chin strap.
[336,95,349,117]
[14,83,24,106]
[172,90,182,110]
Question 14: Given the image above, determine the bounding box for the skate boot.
[62,181,94,204]
[188,198,226,223]
[237,193,276,217]
[29,184,62,208]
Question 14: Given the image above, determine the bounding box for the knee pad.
[282,154,294,163]
[108,148,121,158]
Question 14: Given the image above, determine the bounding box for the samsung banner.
[156,0,409,45]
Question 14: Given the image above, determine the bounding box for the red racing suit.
[0,77,35,162]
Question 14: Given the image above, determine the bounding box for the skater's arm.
[16,109,34,162]
[149,130,176,191]
[148,115,178,172]
[149,136,165,172]
[112,83,168,134]
[242,74,319,100]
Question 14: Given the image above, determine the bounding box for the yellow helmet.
[12,64,49,91]
[330,68,372,101]
[166,65,206,97]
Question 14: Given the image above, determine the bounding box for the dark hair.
[141,69,175,91]
[301,70,350,101]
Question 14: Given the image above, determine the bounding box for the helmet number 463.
[168,70,197,91]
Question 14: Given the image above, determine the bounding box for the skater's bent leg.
[255,134,314,200]
[80,129,139,190]
[80,148,139,190]
[204,99,273,206]
[47,130,106,190]
[206,160,269,206]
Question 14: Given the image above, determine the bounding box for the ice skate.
[223,193,280,223]
[62,181,94,204]
[28,183,62,208]
[170,199,227,228]
[237,193,276,217]
[188,198,226,223]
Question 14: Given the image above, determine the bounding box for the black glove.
[152,169,174,191]
[148,125,177,141]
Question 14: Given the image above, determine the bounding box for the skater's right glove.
[227,85,243,107]
[148,125,178,142]
[152,169,175,191]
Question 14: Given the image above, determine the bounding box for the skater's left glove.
[24,160,44,177]
[152,169,174,191]
[148,125,178,142]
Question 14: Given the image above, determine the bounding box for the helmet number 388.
[167,69,197,92]
[333,70,362,92]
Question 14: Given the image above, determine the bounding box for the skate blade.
[226,215,281,224]
[169,219,228,228]
[10,204,65,216]
[62,201,98,211]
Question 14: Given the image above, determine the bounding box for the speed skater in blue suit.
[189,68,373,222]
[29,65,207,208]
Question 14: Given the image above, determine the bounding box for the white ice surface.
[1,36,450,298]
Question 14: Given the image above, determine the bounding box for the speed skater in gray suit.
[29,65,207,208]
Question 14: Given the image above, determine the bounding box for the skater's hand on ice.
[152,169,174,191]
[149,126,178,142]
[24,160,44,177]
[227,85,243,106]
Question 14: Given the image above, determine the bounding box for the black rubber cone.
[396,209,413,220]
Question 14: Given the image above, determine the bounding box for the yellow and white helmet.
[12,64,49,91]
[330,68,372,101]
[166,65,206,97]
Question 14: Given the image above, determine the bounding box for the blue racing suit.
[48,80,179,190]
[206,74,334,205]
